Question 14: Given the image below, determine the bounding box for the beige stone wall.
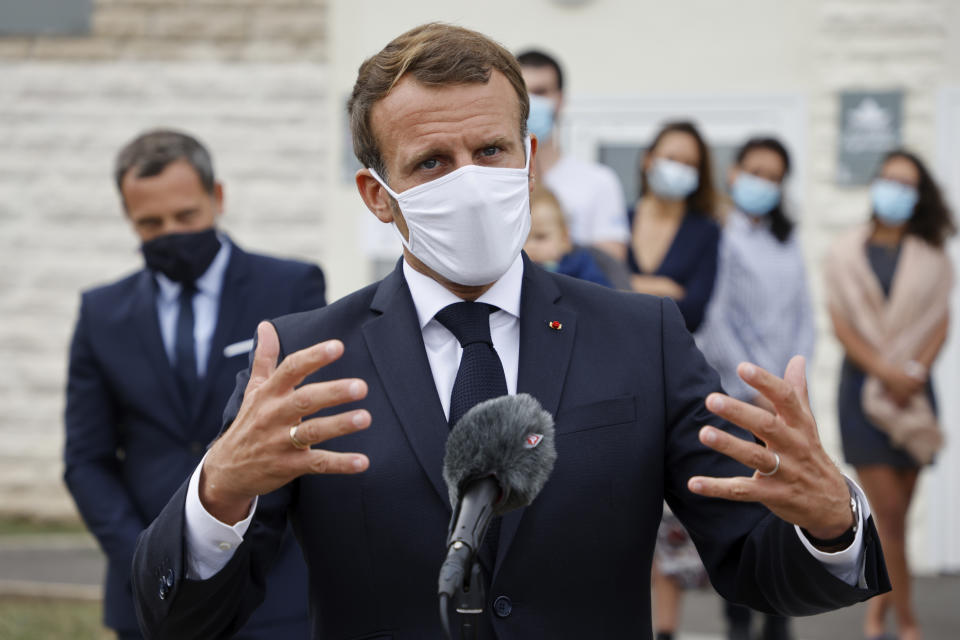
[0,0,327,62]
[0,0,333,519]
[809,0,954,573]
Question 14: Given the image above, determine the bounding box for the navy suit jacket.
[132,256,888,639]
[64,242,326,634]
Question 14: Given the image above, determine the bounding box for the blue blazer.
[64,243,326,635]
[626,210,720,332]
[132,256,888,639]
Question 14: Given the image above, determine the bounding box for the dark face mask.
[142,228,222,283]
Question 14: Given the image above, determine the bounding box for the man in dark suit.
[64,129,325,639]
[132,26,889,640]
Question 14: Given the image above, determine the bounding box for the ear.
[356,169,396,224]
[642,152,652,173]
[528,134,539,194]
[212,181,225,217]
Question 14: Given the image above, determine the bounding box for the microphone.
[437,394,557,636]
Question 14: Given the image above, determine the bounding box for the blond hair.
[347,23,529,178]
[530,185,569,231]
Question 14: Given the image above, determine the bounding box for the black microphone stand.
[439,542,487,640]
[454,561,485,640]
[438,478,499,640]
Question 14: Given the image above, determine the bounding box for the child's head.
[525,185,572,267]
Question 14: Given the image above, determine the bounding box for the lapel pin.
[548,320,562,331]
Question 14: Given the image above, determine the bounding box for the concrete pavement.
[1,534,958,638]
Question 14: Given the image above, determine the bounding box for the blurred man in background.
[518,48,629,262]
[63,129,324,640]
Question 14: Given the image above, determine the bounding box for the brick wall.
[0,0,331,519]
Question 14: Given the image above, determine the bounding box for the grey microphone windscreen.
[442,393,557,516]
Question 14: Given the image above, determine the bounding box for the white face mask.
[368,137,532,286]
[646,157,699,201]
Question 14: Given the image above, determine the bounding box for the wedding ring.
[289,425,309,450]
[757,451,781,477]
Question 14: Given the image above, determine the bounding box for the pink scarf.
[825,224,952,465]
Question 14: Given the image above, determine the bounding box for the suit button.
[493,595,512,618]
[189,441,204,455]
[164,568,175,588]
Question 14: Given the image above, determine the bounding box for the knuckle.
[247,405,268,429]
[757,413,777,437]
[731,482,750,499]
[285,351,308,376]
[333,414,354,436]
[311,454,330,474]
[295,422,313,443]
[753,450,769,470]
[291,389,312,413]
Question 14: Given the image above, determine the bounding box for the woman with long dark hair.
[631,121,720,640]
[826,150,955,640]
[696,136,813,640]
[627,120,721,332]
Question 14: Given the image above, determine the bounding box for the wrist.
[875,361,899,383]
[803,491,859,550]
[198,463,254,525]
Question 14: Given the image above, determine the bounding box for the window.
[0,0,92,36]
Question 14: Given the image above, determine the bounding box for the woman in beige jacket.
[826,150,955,640]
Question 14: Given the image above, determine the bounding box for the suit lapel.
[190,246,249,424]
[132,270,189,427]
[362,263,451,509]
[495,257,577,577]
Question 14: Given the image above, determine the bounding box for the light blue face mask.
[646,158,699,201]
[731,172,781,217]
[871,178,918,225]
[526,94,556,143]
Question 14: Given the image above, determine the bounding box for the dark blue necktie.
[174,282,198,410]
[435,301,508,427]
[435,301,508,560]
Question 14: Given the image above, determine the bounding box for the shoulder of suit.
[238,249,323,277]
[270,277,380,335]
[80,269,144,305]
[545,268,661,317]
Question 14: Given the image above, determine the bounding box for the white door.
[929,87,960,573]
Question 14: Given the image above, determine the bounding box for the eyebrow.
[405,146,448,169]
[403,135,517,170]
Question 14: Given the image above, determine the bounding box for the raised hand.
[199,322,371,524]
[688,355,854,541]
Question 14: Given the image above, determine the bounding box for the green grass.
[0,517,87,537]
[0,598,111,640]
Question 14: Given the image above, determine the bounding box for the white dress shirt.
[405,254,523,419]
[154,237,232,377]
[182,254,867,587]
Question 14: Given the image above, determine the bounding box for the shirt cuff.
[183,452,258,580]
[794,475,871,588]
